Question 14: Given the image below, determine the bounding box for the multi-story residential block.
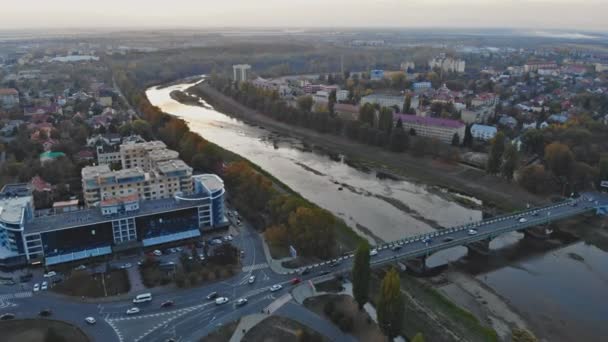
[0,88,19,108]
[395,114,465,144]
[82,141,193,207]
[233,64,251,82]
[429,54,465,73]
[470,124,498,141]
[361,94,404,111]
[523,61,558,73]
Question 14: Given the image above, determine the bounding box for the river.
[147,80,608,341]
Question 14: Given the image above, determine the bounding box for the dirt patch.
[314,279,345,293]
[52,269,130,298]
[0,319,90,342]
[242,316,328,342]
[201,319,239,342]
[304,294,385,342]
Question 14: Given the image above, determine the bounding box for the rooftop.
[195,174,224,193]
[395,114,465,129]
[156,159,192,175]
[120,140,166,152]
[26,195,210,235]
[0,88,18,96]
[81,164,111,180]
[0,196,32,224]
[148,149,180,162]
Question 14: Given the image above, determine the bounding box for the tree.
[518,164,552,194]
[451,133,460,146]
[402,95,411,114]
[378,107,394,135]
[463,124,473,147]
[411,333,426,342]
[358,103,375,127]
[511,328,538,342]
[599,154,608,185]
[545,142,574,180]
[352,241,371,309]
[377,268,405,338]
[389,126,408,152]
[486,131,506,174]
[288,207,336,258]
[409,128,416,136]
[501,143,519,181]
[297,95,313,112]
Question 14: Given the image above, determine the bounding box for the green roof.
[40,151,66,159]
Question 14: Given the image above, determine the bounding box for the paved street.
[0,193,606,341]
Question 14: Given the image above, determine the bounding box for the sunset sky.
[1,0,606,31]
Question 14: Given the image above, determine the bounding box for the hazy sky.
[1,0,606,31]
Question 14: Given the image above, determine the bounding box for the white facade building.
[232,64,251,82]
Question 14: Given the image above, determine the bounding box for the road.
[0,193,606,341]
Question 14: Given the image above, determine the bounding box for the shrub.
[323,300,335,316]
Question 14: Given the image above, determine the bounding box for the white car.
[126,307,140,315]
[152,250,162,256]
[43,271,57,278]
[467,229,477,235]
[74,265,87,271]
[215,297,229,305]
[518,217,527,223]
[369,249,378,256]
[269,284,283,292]
[235,298,248,307]
[84,317,96,325]
[224,235,233,241]
[33,283,40,292]
[121,263,132,269]
[248,275,255,284]
[41,281,48,291]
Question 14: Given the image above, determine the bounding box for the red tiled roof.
[0,88,18,96]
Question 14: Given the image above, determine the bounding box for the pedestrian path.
[242,263,269,272]
[0,291,31,310]
[264,293,292,315]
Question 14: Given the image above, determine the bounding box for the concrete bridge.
[293,192,608,276]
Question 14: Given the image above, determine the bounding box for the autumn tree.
[297,95,313,112]
[378,107,394,135]
[511,328,538,342]
[544,142,574,180]
[377,268,405,338]
[288,207,336,258]
[486,131,506,174]
[264,224,288,247]
[352,241,371,309]
[411,333,425,342]
[359,103,375,127]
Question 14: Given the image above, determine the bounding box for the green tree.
[359,103,375,127]
[378,107,394,135]
[486,131,506,174]
[297,95,313,112]
[411,333,426,342]
[501,143,519,181]
[377,268,405,338]
[352,241,371,309]
[403,95,411,114]
[599,154,608,185]
[131,119,152,140]
[288,207,336,258]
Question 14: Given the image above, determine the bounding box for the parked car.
[41,281,48,291]
[269,284,283,292]
[33,283,40,292]
[215,297,229,305]
[160,300,175,308]
[235,298,248,307]
[152,250,162,256]
[74,265,87,271]
[126,307,140,315]
[43,271,57,278]
[84,317,96,325]
[248,275,255,284]
[199,254,206,261]
[223,235,233,242]
[39,309,52,317]
[0,313,15,320]
[369,249,378,256]
[120,263,132,269]
[206,292,219,300]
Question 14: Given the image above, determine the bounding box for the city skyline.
[1,0,607,32]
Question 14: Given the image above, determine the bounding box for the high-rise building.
[429,54,466,73]
[233,64,251,82]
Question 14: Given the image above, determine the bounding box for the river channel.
[147,80,608,341]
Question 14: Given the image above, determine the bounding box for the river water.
[147,81,608,341]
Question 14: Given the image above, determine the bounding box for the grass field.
[0,319,89,342]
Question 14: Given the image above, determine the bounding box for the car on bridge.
[392,244,402,251]
[467,229,477,235]
[370,249,378,256]
[39,309,52,317]
[518,217,527,223]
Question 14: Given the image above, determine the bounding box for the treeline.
[113,68,353,259]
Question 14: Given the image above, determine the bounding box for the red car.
[290,277,301,285]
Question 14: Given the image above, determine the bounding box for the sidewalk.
[229,314,267,342]
[259,233,296,275]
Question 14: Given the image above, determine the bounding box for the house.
[0,120,24,136]
[30,176,52,192]
[547,114,569,124]
[370,70,385,81]
[76,150,95,161]
[394,114,465,144]
[52,199,79,214]
[470,124,497,142]
[361,94,404,111]
[86,133,122,147]
[41,139,58,152]
[461,107,493,124]
[0,88,19,108]
[412,82,432,91]
[471,93,498,108]
[498,115,518,129]
[334,104,359,121]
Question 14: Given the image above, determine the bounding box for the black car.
[0,313,15,320]
[299,268,310,276]
[160,300,175,308]
[319,270,331,276]
[392,245,403,251]
[19,274,33,283]
[329,260,340,267]
[39,309,52,317]
[206,292,219,300]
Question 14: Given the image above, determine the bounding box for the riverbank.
[186,84,544,213]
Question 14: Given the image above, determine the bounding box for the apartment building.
[233,64,251,82]
[395,114,465,144]
[82,141,193,207]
